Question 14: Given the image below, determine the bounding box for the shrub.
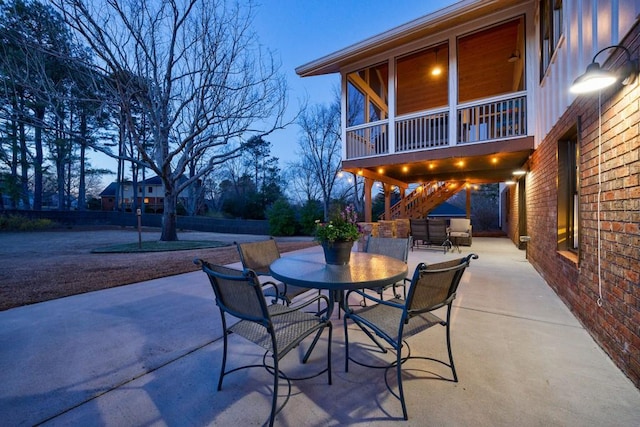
[267,198,296,236]
[0,215,57,231]
[298,200,323,235]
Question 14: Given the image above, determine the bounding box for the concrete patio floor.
[1,237,639,426]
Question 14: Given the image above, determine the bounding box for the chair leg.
[445,306,458,382]
[344,315,350,372]
[359,323,388,353]
[218,323,229,391]
[269,356,279,427]
[302,328,324,363]
[397,345,408,420]
[327,322,333,385]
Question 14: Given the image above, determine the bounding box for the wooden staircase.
[383,181,466,220]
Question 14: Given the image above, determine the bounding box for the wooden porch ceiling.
[341,136,534,187]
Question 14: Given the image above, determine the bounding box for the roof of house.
[295,0,526,77]
[99,182,119,197]
[428,202,467,218]
[99,175,188,197]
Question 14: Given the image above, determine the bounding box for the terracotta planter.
[321,240,354,265]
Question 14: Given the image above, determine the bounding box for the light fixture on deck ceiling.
[431,48,442,76]
[570,45,638,94]
[508,50,520,63]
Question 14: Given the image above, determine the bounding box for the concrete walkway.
[1,237,639,426]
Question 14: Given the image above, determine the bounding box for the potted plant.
[315,204,361,265]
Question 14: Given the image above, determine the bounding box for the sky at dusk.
[253,0,458,165]
[91,0,459,184]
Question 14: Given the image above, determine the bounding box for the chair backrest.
[236,239,280,275]
[406,254,477,314]
[410,218,429,241]
[365,236,411,263]
[427,218,447,243]
[449,218,471,233]
[196,260,270,325]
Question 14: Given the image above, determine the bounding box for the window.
[148,186,153,193]
[346,62,388,127]
[540,0,563,78]
[557,127,579,253]
[396,43,448,115]
[458,17,525,103]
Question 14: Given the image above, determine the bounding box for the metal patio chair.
[236,238,314,305]
[343,254,478,420]
[362,236,412,302]
[194,260,332,427]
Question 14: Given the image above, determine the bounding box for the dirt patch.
[0,227,317,311]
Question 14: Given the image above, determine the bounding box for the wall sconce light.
[507,50,520,63]
[570,44,638,94]
[512,169,527,176]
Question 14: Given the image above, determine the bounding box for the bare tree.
[53,0,288,240]
[284,156,323,205]
[296,101,341,220]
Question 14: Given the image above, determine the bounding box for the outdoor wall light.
[508,50,520,63]
[570,45,638,94]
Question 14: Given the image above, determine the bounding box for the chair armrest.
[346,289,406,311]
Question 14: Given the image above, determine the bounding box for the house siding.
[521,21,640,388]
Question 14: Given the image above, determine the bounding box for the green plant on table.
[314,204,361,243]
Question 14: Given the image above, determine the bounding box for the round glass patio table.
[269,251,408,318]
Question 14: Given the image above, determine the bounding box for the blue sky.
[252,0,458,164]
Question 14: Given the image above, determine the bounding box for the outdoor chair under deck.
[361,236,412,303]
[194,260,332,427]
[236,238,314,305]
[410,218,451,253]
[343,254,478,420]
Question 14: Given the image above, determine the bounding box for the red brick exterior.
[513,25,640,387]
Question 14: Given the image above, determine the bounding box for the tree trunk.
[78,112,87,211]
[160,190,179,241]
[19,114,30,209]
[33,106,45,211]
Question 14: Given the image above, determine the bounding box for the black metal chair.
[194,260,332,427]
[236,238,313,305]
[343,254,478,420]
[362,236,412,301]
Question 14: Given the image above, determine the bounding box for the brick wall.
[521,25,640,387]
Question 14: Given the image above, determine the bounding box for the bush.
[0,215,57,231]
[267,198,296,236]
[298,200,323,235]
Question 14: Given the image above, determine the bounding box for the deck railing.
[457,95,526,144]
[344,94,527,160]
[396,110,449,152]
[345,122,388,158]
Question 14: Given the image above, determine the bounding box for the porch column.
[384,184,391,220]
[466,187,472,218]
[364,177,374,222]
[401,189,407,218]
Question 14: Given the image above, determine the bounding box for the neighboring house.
[99,176,190,213]
[297,1,639,388]
[426,201,466,218]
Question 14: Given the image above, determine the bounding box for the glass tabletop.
[269,251,408,292]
